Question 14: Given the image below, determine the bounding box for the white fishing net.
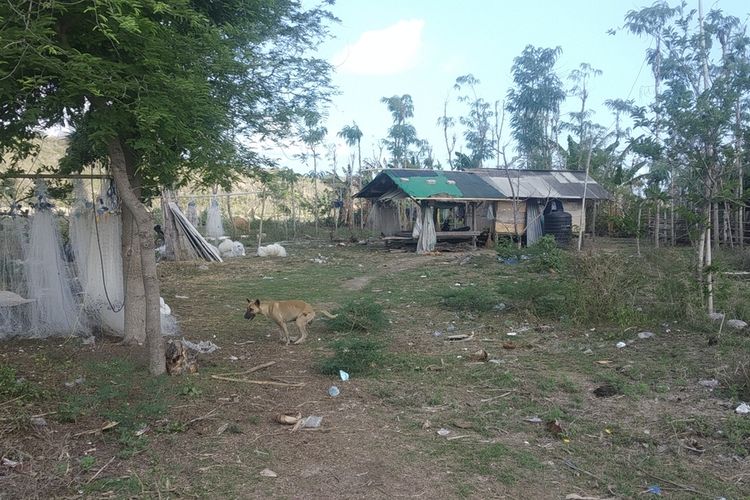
[85,181,125,334]
[416,205,436,254]
[205,195,224,240]
[186,198,199,228]
[25,182,89,337]
[0,215,31,337]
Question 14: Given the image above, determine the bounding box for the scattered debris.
[646,485,662,495]
[275,412,302,425]
[310,253,328,264]
[30,416,48,428]
[458,255,472,265]
[339,370,349,381]
[81,336,95,346]
[257,243,287,258]
[73,420,119,437]
[181,338,220,354]
[616,341,627,348]
[506,332,518,337]
[432,330,443,337]
[565,495,615,500]
[2,458,20,468]
[175,295,189,299]
[437,428,451,437]
[259,468,278,478]
[453,420,473,429]
[328,386,340,397]
[64,377,85,388]
[726,319,748,330]
[583,348,593,355]
[546,419,564,437]
[637,331,655,339]
[493,303,506,311]
[502,342,516,350]
[446,333,474,341]
[524,416,543,424]
[469,349,489,362]
[593,384,620,398]
[198,264,209,270]
[135,425,149,437]
[595,360,613,365]
[301,416,323,429]
[421,420,431,430]
[698,379,719,390]
[681,439,705,454]
[708,312,725,321]
[736,403,750,415]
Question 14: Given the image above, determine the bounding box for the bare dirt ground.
[1,239,748,499]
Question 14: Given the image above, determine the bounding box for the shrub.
[439,286,500,313]
[527,235,564,273]
[316,337,386,376]
[328,300,386,333]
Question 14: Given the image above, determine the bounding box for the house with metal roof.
[470,169,610,245]
[355,168,610,251]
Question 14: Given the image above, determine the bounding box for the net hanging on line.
[25,181,89,337]
[205,195,224,240]
[0,213,31,338]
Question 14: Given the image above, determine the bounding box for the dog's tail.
[318,309,338,319]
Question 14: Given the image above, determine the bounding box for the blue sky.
[277,0,749,172]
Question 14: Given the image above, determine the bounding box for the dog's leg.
[293,312,314,344]
[279,322,292,345]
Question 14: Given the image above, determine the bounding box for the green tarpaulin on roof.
[383,171,463,198]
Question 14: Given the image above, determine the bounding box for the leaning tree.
[0,0,335,374]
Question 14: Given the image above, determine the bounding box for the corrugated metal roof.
[471,169,611,200]
[355,169,505,200]
[355,168,611,201]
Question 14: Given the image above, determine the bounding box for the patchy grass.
[2,240,749,499]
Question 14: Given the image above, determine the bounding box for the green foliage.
[495,237,521,260]
[527,235,564,273]
[328,300,386,333]
[497,276,572,320]
[0,0,335,192]
[316,337,386,376]
[439,287,500,313]
[79,455,96,472]
[0,366,44,400]
[506,45,566,169]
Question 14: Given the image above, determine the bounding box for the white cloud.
[332,19,425,76]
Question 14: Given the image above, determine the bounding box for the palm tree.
[338,122,363,228]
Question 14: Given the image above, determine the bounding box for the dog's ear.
[246,298,251,303]
[254,299,261,306]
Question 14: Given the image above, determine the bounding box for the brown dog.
[244,299,337,345]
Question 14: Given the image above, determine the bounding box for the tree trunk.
[712,201,720,249]
[226,193,236,239]
[670,168,675,246]
[654,202,660,248]
[636,202,642,257]
[737,102,744,249]
[724,201,733,248]
[121,204,146,344]
[108,138,165,375]
[257,189,267,251]
[577,141,593,252]
[705,225,714,315]
[697,225,706,283]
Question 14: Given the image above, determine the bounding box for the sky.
[274,0,750,173]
